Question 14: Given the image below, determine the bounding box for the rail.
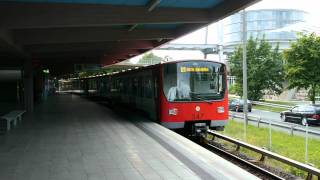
[229,112,320,136]
[204,142,284,179]
[207,130,320,179]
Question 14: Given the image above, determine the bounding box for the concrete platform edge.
[137,121,261,180]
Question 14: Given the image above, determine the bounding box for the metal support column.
[23,60,34,113]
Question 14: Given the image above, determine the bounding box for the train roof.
[77,59,226,80]
[160,59,226,65]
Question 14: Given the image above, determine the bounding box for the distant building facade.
[224,9,309,100]
[223,9,307,53]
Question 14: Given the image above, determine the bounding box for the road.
[231,108,320,132]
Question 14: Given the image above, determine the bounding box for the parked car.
[280,105,320,125]
[229,99,252,112]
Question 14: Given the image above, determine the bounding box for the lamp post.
[242,9,248,140]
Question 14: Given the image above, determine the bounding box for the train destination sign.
[180,67,209,73]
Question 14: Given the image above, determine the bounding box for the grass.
[253,104,288,113]
[218,120,320,177]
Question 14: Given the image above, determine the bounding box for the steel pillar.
[23,60,34,113]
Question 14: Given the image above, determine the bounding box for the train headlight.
[195,106,201,112]
[169,108,178,116]
[217,106,225,113]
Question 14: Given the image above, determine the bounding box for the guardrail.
[229,112,320,136]
[229,95,294,109]
[207,130,320,179]
[251,101,293,109]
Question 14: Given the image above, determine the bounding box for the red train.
[72,60,229,134]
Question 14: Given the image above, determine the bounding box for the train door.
[153,67,161,123]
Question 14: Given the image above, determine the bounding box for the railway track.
[183,130,320,179]
[195,130,320,180]
[203,140,286,179]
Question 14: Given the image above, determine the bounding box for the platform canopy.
[0,0,258,75]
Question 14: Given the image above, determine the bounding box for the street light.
[242,9,248,140]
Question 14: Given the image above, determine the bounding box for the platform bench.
[0,110,26,133]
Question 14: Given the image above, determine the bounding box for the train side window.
[133,78,138,96]
[139,77,144,97]
[145,77,152,98]
[123,77,128,95]
[143,77,147,98]
[119,79,123,93]
[128,78,132,95]
[154,78,158,98]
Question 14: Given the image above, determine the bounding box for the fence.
[229,112,320,165]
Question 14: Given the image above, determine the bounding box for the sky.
[130,0,320,63]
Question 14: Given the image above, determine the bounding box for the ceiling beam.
[31,51,103,61]
[25,41,156,54]
[0,29,25,56]
[128,0,161,32]
[100,49,142,65]
[208,0,260,21]
[34,57,101,64]
[14,28,175,45]
[147,0,162,12]
[128,24,139,32]
[174,0,259,38]
[0,2,209,29]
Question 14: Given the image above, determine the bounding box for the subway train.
[71,60,229,134]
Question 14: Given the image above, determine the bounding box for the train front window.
[163,61,226,102]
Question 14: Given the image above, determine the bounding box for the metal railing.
[229,112,320,136]
[207,130,320,179]
[251,101,293,109]
[229,95,294,109]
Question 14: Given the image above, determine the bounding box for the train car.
[74,60,228,134]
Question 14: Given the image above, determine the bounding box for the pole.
[242,9,248,137]
[204,26,209,60]
[218,45,223,62]
[23,60,34,113]
[269,119,272,150]
[305,124,308,162]
[204,53,207,59]
[205,26,208,45]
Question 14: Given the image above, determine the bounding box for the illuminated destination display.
[180,67,209,73]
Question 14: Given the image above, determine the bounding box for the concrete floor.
[0,94,201,180]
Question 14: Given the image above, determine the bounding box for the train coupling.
[192,123,208,138]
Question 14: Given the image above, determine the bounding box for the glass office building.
[223,9,307,52]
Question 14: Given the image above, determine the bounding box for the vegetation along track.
[194,130,320,180]
[184,132,311,179]
[202,140,291,180]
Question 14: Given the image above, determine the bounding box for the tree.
[229,36,284,100]
[284,33,320,104]
[138,53,163,65]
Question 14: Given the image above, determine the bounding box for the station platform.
[0,94,259,180]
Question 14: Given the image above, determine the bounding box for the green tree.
[138,53,163,65]
[229,36,284,100]
[284,33,320,104]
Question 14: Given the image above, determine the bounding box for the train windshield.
[163,61,226,102]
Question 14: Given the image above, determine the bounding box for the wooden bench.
[1,110,26,132]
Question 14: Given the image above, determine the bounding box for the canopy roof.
[0,0,258,75]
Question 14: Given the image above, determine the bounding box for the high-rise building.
[223,9,307,53]
[223,9,309,100]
